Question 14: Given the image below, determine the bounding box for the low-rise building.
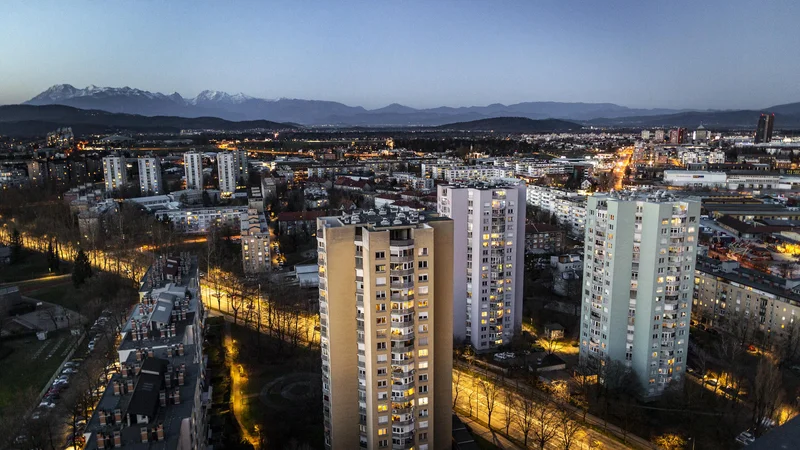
[550,254,582,297]
[155,206,248,234]
[81,255,210,450]
[525,223,566,254]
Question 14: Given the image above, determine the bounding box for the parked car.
[735,430,755,445]
[38,401,56,408]
[705,378,718,387]
[62,368,78,375]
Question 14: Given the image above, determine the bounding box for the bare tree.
[479,374,501,430]
[502,388,515,435]
[452,369,463,409]
[775,321,800,367]
[531,400,560,449]
[751,357,783,436]
[558,409,582,450]
[515,394,537,447]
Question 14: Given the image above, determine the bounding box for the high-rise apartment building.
[217,150,248,195]
[579,192,700,397]
[654,129,665,142]
[103,155,128,192]
[138,156,163,195]
[755,113,775,144]
[184,151,204,191]
[437,180,525,351]
[240,208,271,273]
[316,208,453,450]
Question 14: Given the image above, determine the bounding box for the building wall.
[318,215,452,450]
[318,224,360,450]
[138,157,163,195]
[184,152,203,191]
[580,194,699,397]
[103,156,128,192]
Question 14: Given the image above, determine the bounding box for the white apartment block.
[137,157,163,195]
[217,150,248,195]
[438,180,525,351]
[491,158,568,179]
[240,208,271,273]
[155,206,248,234]
[579,192,700,398]
[316,208,453,450]
[184,151,204,191]
[526,185,587,239]
[103,155,128,192]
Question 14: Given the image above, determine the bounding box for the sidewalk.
[457,413,525,450]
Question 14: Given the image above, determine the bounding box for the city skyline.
[2,1,800,109]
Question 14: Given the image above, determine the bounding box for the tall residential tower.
[217,150,248,196]
[137,156,163,195]
[184,151,204,191]
[579,192,700,397]
[437,180,525,351]
[316,208,453,450]
[102,155,128,192]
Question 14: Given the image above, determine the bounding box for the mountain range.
[17,84,800,129]
[23,84,684,126]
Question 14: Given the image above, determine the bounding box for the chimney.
[178,344,184,356]
[114,408,122,423]
[160,328,166,339]
[157,424,164,441]
[159,390,167,407]
[178,370,185,386]
[113,431,121,448]
[135,363,141,375]
[135,349,142,361]
[96,433,106,450]
[148,348,155,358]
[165,373,171,389]
[99,410,107,425]
[126,378,134,393]
[113,381,121,396]
[173,388,181,405]
[167,346,173,358]
[140,427,148,443]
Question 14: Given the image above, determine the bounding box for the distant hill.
[0,105,292,136]
[437,117,583,133]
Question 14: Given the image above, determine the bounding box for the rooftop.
[319,207,446,229]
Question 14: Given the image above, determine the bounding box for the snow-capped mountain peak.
[191,90,252,105]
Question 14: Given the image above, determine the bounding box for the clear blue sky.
[2,0,799,109]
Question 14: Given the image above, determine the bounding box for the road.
[613,146,634,191]
[454,367,631,449]
[453,361,655,449]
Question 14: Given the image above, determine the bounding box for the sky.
[1,0,799,110]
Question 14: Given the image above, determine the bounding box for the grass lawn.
[0,249,70,284]
[230,323,324,450]
[26,282,82,309]
[0,330,79,414]
[474,435,502,450]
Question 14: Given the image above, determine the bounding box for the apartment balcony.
[392,415,415,427]
[392,366,415,378]
[391,341,415,352]
[390,254,414,263]
[391,267,415,277]
[391,305,415,314]
[392,405,414,415]
[390,239,414,247]
[391,279,415,289]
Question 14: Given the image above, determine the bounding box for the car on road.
[705,378,718,387]
[38,401,56,408]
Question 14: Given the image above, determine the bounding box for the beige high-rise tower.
[317,208,453,450]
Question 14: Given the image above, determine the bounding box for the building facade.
[240,208,271,273]
[138,157,164,195]
[579,192,700,397]
[184,151,204,191]
[316,208,453,450]
[102,155,128,192]
[155,206,248,234]
[217,150,248,195]
[437,180,525,351]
